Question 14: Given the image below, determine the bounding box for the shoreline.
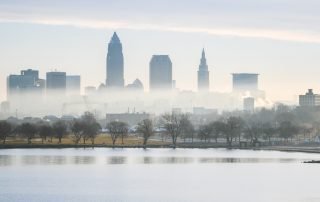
[1,144,320,154]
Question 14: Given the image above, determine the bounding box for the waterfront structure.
[46,71,66,91]
[299,89,320,107]
[106,32,124,88]
[7,69,44,100]
[197,49,209,91]
[243,97,255,112]
[232,73,259,92]
[66,75,81,95]
[149,55,172,91]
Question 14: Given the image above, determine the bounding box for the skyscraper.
[232,73,259,92]
[106,32,124,88]
[149,55,172,91]
[7,69,44,100]
[66,75,81,95]
[46,71,66,90]
[197,49,209,91]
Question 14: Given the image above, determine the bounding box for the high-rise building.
[149,55,172,91]
[66,75,81,95]
[7,69,44,100]
[198,49,209,91]
[243,97,255,112]
[232,73,259,92]
[106,32,124,88]
[46,71,66,91]
[299,89,320,107]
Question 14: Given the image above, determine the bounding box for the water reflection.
[0,153,315,166]
[0,155,96,166]
[107,156,127,164]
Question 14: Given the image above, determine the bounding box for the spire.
[110,32,120,43]
[200,48,207,67]
[202,48,206,59]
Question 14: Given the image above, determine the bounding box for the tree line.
[0,105,319,148]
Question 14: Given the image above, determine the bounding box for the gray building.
[197,49,209,91]
[46,71,66,91]
[232,73,259,92]
[106,32,124,88]
[126,79,144,91]
[299,89,320,107]
[66,75,81,95]
[7,69,44,100]
[243,97,255,112]
[149,55,172,91]
[106,112,151,126]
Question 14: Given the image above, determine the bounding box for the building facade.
[66,75,81,95]
[243,97,255,112]
[46,71,66,91]
[299,89,320,106]
[149,55,172,91]
[7,69,44,100]
[232,73,259,92]
[197,49,209,91]
[106,32,124,88]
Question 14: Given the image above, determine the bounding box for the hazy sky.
[1,0,320,103]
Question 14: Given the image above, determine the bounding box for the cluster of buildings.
[2,32,267,118]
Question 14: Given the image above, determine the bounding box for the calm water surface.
[0,148,320,202]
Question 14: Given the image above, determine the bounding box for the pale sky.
[1,0,320,103]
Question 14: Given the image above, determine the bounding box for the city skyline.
[1,0,320,103]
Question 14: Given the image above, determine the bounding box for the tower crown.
[110,32,120,43]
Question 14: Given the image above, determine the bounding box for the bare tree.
[106,121,128,147]
[81,112,101,145]
[262,122,277,144]
[71,120,84,144]
[180,117,194,143]
[136,119,154,148]
[161,113,189,148]
[278,121,299,142]
[243,121,263,145]
[38,123,53,144]
[198,124,213,143]
[224,116,243,147]
[53,121,68,144]
[0,121,12,144]
[211,121,225,143]
[18,123,37,144]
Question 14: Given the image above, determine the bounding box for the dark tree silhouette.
[0,121,12,144]
[53,121,68,144]
[136,119,154,148]
[19,123,37,144]
[106,121,128,146]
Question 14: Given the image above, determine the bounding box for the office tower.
[232,73,259,92]
[149,55,172,91]
[7,69,44,100]
[66,75,81,95]
[46,71,66,91]
[243,97,255,112]
[106,32,124,88]
[197,49,209,91]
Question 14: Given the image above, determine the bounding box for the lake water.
[0,148,320,202]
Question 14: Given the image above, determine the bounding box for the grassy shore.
[1,135,320,154]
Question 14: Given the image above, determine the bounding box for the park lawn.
[4,134,169,146]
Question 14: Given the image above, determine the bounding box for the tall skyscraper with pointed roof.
[197,49,210,91]
[106,32,124,88]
